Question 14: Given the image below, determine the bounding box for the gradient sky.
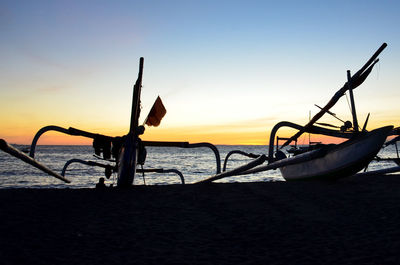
[1,0,400,145]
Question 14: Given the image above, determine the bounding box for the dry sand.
[1,174,400,264]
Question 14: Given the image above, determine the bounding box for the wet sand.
[1,174,400,264]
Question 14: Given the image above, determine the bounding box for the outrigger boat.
[0,43,399,186]
[0,57,221,187]
[199,42,399,183]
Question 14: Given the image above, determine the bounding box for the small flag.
[144,96,167,127]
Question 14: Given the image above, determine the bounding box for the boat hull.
[280,126,393,181]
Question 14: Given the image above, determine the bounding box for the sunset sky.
[1,0,400,145]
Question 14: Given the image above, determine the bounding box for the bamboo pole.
[0,139,71,183]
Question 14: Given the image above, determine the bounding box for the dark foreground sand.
[1,174,400,265]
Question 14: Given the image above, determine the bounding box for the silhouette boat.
[0,57,221,187]
[199,42,398,183]
[1,43,399,186]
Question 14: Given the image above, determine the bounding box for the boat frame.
[1,43,400,186]
[199,42,400,183]
[0,58,222,187]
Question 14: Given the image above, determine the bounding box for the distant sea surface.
[0,145,398,188]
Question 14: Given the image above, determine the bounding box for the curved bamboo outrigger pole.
[0,139,71,183]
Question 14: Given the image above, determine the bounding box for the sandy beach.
[1,174,400,265]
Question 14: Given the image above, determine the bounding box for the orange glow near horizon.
[3,119,394,146]
[2,133,92,146]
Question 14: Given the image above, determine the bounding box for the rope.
[376,60,380,80]
[344,92,352,114]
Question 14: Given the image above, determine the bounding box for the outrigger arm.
[267,121,354,162]
[0,139,71,183]
[201,121,356,183]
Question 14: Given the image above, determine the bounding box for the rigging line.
[376,60,381,80]
[344,92,352,114]
[345,92,362,131]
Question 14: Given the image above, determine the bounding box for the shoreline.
[1,174,400,264]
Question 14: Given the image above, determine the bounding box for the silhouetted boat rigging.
[1,43,399,187]
[0,58,221,187]
[199,42,399,183]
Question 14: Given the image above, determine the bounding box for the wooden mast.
[130,57,144,133]
[347,70,359,132]
[117,57,144,188]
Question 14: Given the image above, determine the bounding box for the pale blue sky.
[1,0,400,144]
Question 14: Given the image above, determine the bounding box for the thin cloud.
[36,85,64,92]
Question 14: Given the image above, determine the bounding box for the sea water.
[0,145,398,188]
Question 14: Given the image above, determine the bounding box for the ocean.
[0,144,398,188]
